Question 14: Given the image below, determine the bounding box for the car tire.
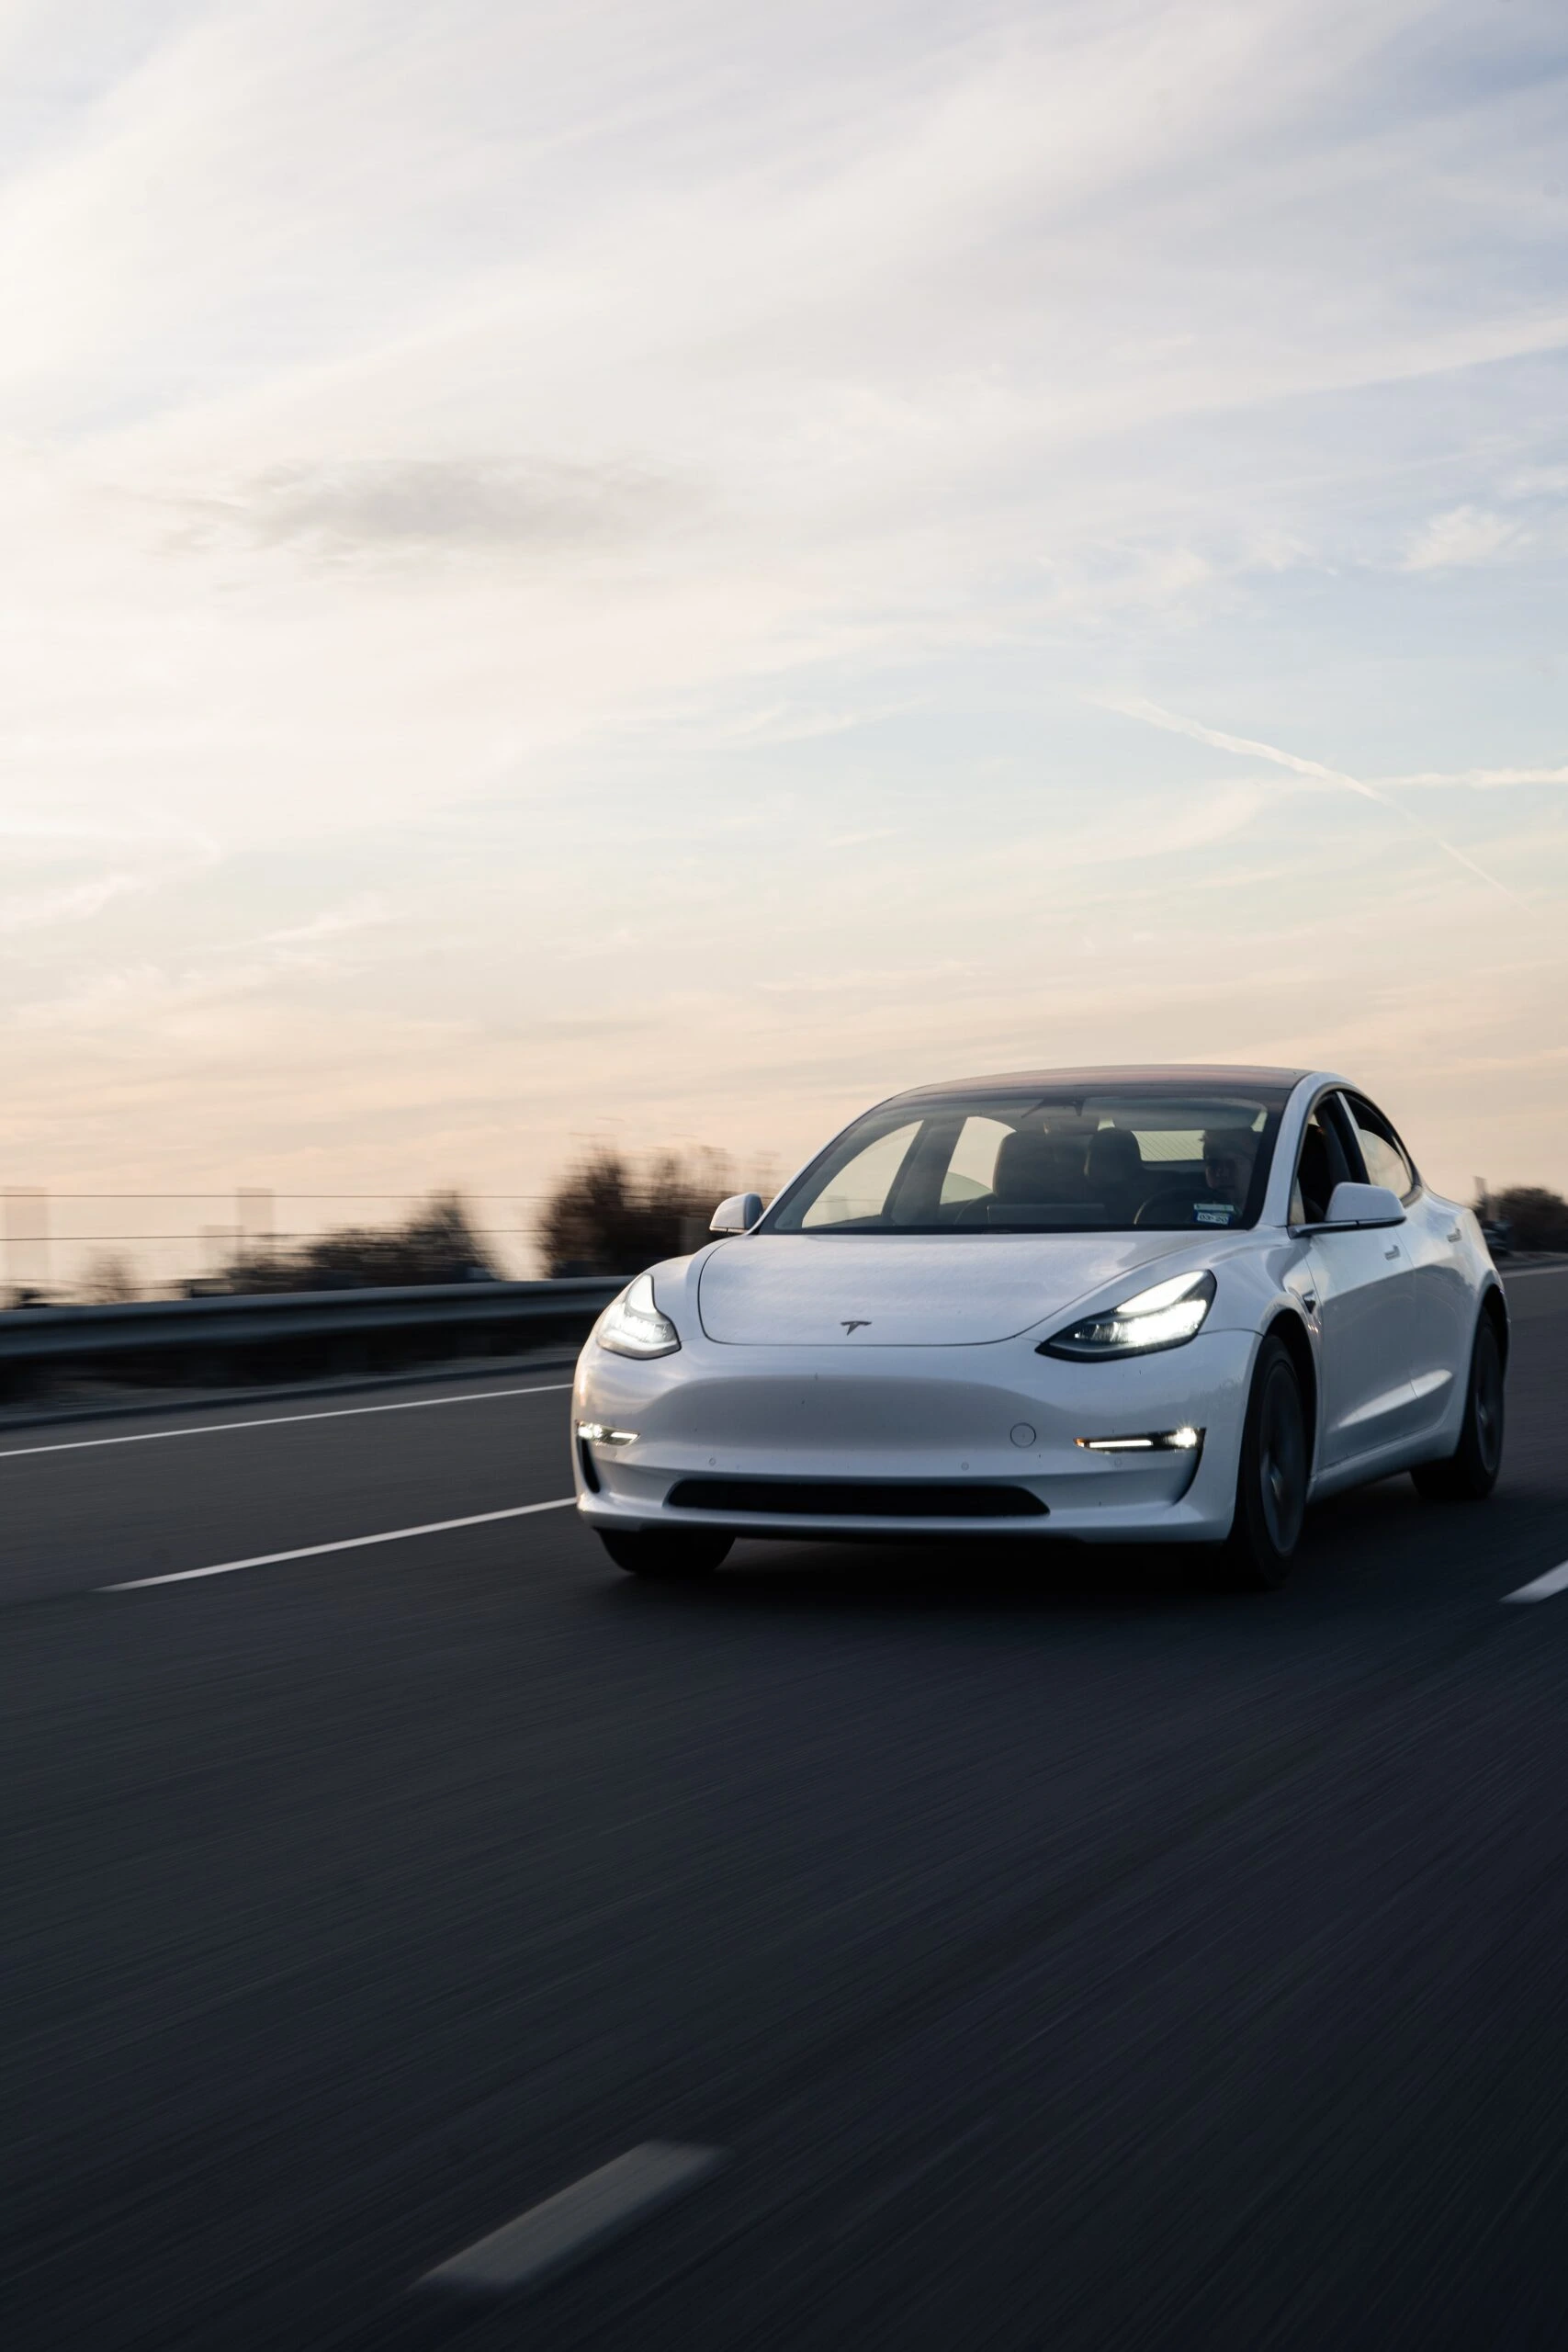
[597,1529,733,1579]
[1411,1314,1505,1502]
[1216,1334,1308,1590]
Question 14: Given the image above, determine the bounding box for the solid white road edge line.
[1502,1560,1568,1604]
[0,1383,572,1462]
[421,2143,726,2298]
[100,1497,577,1589]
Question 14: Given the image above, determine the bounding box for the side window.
[1291,1099,1354,1225]
[801,1121,920,1227]
[1344,1095,1417,1202]
[940,1116,1011,1205]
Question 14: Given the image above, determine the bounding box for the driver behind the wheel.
[1201,1128,1258,1212]
[1133,1123,1260,1227]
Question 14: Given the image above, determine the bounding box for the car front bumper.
[571,1329,1257,1544]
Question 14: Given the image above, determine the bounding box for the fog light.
[577,1422,637,1446]
[1076,1426,1204,1453]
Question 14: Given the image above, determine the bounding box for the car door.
[1339,1091,1467,1438]
[1292,1092,1422,1470]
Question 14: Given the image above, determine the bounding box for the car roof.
[885,1063,1311,1103]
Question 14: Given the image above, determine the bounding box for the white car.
[571,1067,1507,1589]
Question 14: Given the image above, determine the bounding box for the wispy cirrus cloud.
[1402,504,1525,571]
[176,457,681,562]
[0,872,144,933]
[253,896,391,948]
[1376,764,1568,790]
[1096,695,1521,900]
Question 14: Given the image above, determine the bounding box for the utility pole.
[3,1187,49,1297]
[238,1189,275,1261]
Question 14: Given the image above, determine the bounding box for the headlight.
[1041,1270,1215,1360]
[596,1272,680,1359]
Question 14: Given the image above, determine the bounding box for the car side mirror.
[710,1192,763,1235]
[1321,1181,1406,1229]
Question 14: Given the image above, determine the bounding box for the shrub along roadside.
[207,1193,501,1292]
[1483,1185,1568,1252]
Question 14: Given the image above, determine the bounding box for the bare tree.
[81,1252,139,1305]
[538,1147,735,1276]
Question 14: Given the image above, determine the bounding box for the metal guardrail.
[0,1255,1558,1411]
[0,1277,625,1391]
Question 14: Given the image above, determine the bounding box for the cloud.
[1402,505,1524,571]
[178,457,678,561]
[254,896,390,947]
[1375,764,1568,790]
[0,872,143,933]
[757,958,975,998]
[1097,695,1520,899]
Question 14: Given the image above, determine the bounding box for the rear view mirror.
[710,1192,763,1235]
[1321,1181,1405,1229]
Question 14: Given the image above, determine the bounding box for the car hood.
[695,1231,1211,1347]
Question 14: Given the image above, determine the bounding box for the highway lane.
[0,1362,579,1604]
[4,1269,1568,2349]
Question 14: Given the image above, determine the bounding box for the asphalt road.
[6,1266,1568,2350]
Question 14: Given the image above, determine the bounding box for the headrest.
[992,1131,1084,1203]
[1084,1127,1142,1186]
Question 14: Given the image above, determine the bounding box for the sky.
[2,0,1566,1262]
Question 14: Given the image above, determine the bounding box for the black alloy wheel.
[598,1528,733,1579]
[1218,1333,1308,1590]
[1412,1313,1505,1502]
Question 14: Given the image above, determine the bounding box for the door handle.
[1446,1227,1461,1243]
[1383,1244,1401,1261]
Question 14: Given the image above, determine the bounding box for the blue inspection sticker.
[1193,1204,1236,1226]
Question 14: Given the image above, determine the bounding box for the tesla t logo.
[841,1318,872,1333]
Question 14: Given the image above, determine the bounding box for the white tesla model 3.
[571,1067,1507,1589]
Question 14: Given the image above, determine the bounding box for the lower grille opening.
[665,1477,1048,1520]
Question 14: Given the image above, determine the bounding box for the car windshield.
[764,1085,1289,1236]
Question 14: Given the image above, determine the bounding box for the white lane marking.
[421,2143,725,2297]
[101,1497,577,1589]
[1502,1560,1568,1604]
[0,1384,572,1463]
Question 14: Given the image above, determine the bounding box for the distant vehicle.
[571,1067,1507,1589]
[1481,1217,1514,1260]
